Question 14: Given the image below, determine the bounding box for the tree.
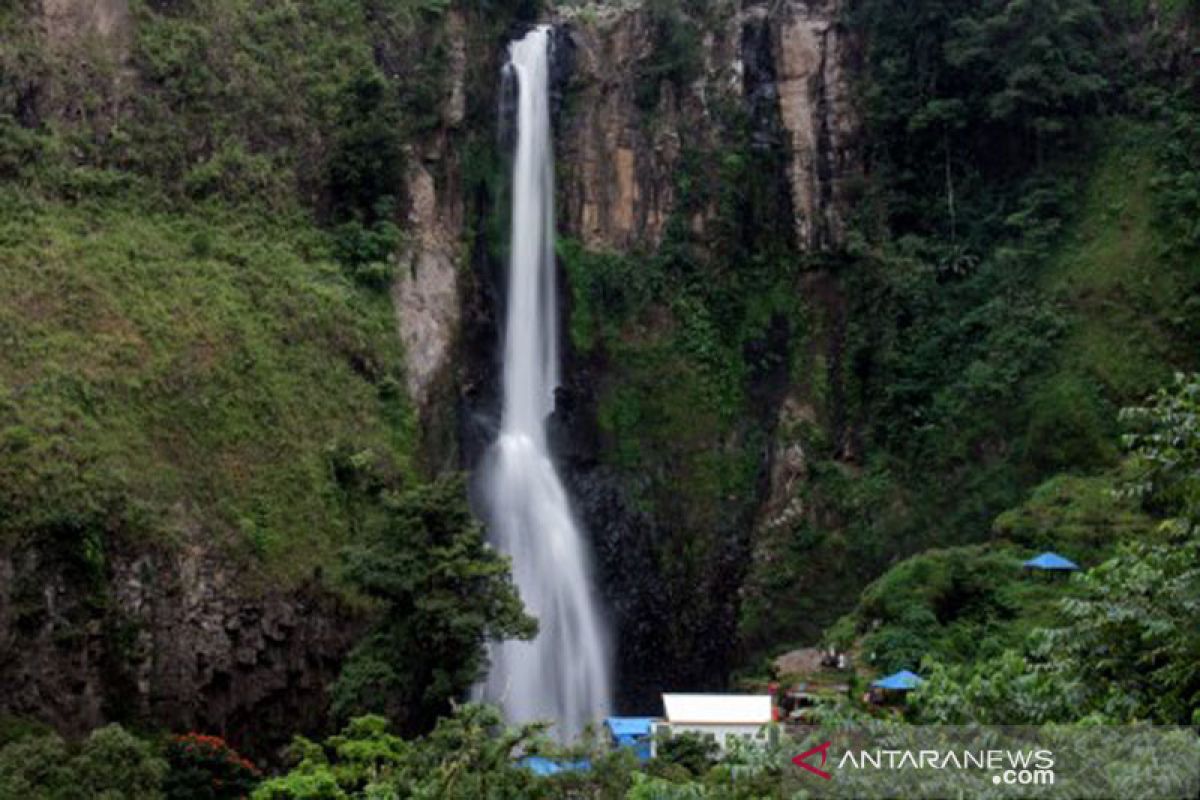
[253,707,546,800]
[332,475,536,733]
[1119,372,1200,532]
[851,0,1109,235]
[911,649,1084,724]
[1047,540,1200,723]
[73,725,168,800]
[945,0,1107,151]
[912,375,1200,725]
[1039,374,1200,723]
[0,725,167,800]
[163,733,260,799]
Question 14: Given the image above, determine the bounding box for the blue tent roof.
[1023,552,1080,571]
[604,717,655,738]
[521,756,591,776]
[872,670,923,690]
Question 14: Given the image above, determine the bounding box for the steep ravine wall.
[535,0,859,711]
[555,0,857,253]
[1,0,858,738]
[0,0,352,752]
[0,542,358,754]
[0,0,480,750]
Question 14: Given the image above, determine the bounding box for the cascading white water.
[479,25,613,739]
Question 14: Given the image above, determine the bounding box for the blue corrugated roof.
[1023,552,1080,571]
[872,670,923,690]
[604,717,655,738]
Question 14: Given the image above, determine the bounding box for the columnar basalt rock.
[0,542,359,754]
[393,12,470,413]
[541,1,859,710]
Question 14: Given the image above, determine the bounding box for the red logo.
[793,740,833,780]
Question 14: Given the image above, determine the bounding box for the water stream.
[478,25,613,740]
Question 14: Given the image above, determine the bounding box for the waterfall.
[478,26,613,739]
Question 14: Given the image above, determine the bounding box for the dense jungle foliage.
[737,0,1200,652]
[1,0,1198,795]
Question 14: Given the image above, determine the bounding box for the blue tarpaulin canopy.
[1023,552,1080,571]
[521,756,591,776]
[605,717,655,739]
[872,670,923,690]
[604,717,655,761]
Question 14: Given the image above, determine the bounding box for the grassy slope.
[0,187,414,584]
[1040,124,1188,398]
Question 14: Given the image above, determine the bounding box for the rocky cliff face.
[555,8,691,250]
[770,0,858,250]
[0,0,466,747]
[37,0,133,140]
[527,0,859,711]
[555,0,857,253]
[0,538,359,756]
[3,0,860,737]
[393,11,469,420]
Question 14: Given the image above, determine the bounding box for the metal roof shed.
[661,694,773,725]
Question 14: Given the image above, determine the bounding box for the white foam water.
[477,25,613,740]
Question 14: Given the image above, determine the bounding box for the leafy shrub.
[254,707,543,800]
[0,733,77,799]
[75,725,169,800]
[634,0,704,111]
[0,725,167,800]
[1023,374,1117,472]
[164,733,260,800]
[654,732,720,777]
[182,145,290,209]
[0,714,53,747]
[1120,372,1200,525]
[327,69,404,222]
[330,214,400,289]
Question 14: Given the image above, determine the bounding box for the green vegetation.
[255,706,799,799]
[827,544,1080,675]
[0,724,167,800]
[331,475,535,734]
[847,374,1200,726]
[164,733,261,800]
[0,0,541,751]
[8,704,1198,798]
[1,0,1198,787]
[557,52,803,673]
[0,188,414,581]
[739,0,1200,657]
[633,0,706,111]
[991,471,1155,553]
[814,461,1160,674]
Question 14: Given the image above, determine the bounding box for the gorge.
[0,0,1198,793]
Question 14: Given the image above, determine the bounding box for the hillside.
[0,0,1198,795]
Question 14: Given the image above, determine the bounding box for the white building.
[650,693,775,756]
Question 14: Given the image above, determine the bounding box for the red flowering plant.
[163,732,261,800]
